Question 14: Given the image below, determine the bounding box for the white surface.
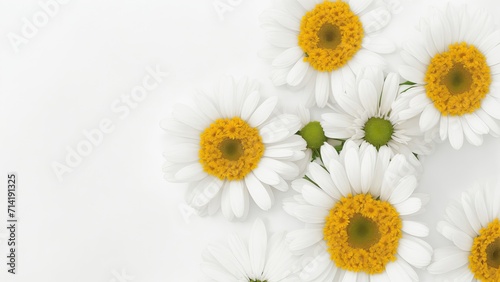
[1,0,500,281]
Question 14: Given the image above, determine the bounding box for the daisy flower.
[295,105,344,174]
[398,4,500,149]
[428,184,500,281]
[321,67,433,159]
[161,77,306,220]
[261,0,395,107]
[202,218,300,282]
[284,141,433,281]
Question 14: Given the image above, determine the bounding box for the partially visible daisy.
[161,77,306,220]
[398,4,500,149]
[321,67,433,159]
[260,0,395,107]
[202,218,300,282]
[428,184,500,281]
[284,141,433,281]
[295,105,343,174]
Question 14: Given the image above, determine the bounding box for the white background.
[1,0,500,281]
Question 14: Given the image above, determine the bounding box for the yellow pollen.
[469,219,500,281]
[199,117,264,181]
[323,194,402,274]
[298,1,364,72]
[424,42,492,116]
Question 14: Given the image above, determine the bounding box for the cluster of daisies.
[162,0,500,281]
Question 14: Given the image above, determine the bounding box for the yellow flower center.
[323,194,402,274]
[199,117,264,181]
[298,1,364,72]
[469,219,500,281]
[424,42,492,116]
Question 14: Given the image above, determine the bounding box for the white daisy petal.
[360,145,376,194]
[402,221,429,237]
[316,72,330,107]
[464,113,489,135]
[301,181,335,209]
[272,47,304,68]
[428,249,469,274]
[344,147,361,193]
[398,66,425,84]
[287,59,310,87]
[240,91,261,121]
[358,79,378,116]
[249,219,267,278]
[476,109,500,137]
[230,181,248,219]
[308,162,341,200]
[481,96,500,120]
[245,173,273,211]
[419,104,440,131]
[398,236,433,268]
[448,117,464,150]
[389,175,418,205]
[286,229,323,252]
[394,198,422,216]
[379,72,400,115]
[385,260,411,282]
[248,97,278,127]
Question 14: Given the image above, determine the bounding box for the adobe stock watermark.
[363,0,403,34]
[109,268,135,282]
[51,65,169,182]
[7,0,72,53]
[213,0,244,21]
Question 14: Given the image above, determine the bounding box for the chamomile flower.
[428,184,500,281]
[321,67,433,159]
[202,219,300,282]
[261,0,395,107]
[284,141,433,281]
[161,77,306,220]
[398,4,500,149]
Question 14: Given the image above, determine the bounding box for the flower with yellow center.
[429,184,500,281]
[162,77,306,220]
[261,0,395,107]
[398,4,500,150]
[284,141,433,280]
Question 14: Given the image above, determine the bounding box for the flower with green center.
[261,0,395,108]
[429,184,500,281]
[162,77,306,221]
[284,141,432,279]
[299,121,327,150]
[398,5,500,150]
[322,67,432,160]
[202,219,300,281]
[363,117,394,149]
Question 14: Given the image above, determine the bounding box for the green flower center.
[219,138,244,161]
[486,237,500,268]
[299,121,327,150]
[363,117,394,149]
[317,23,342,49]
[347,213,381,250]
[442,63,473,95]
